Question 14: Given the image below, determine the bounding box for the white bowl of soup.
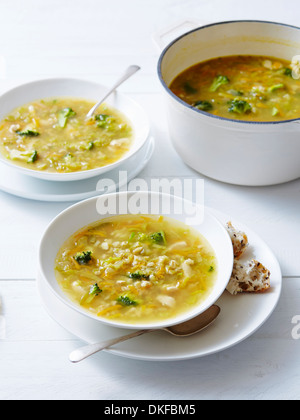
[157,20,300,186]
[38,192,234,330]
[0,78,150,181]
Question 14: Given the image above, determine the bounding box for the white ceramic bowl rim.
[38,191,234,330]
[0,77,150,180]
[157,19,300,126]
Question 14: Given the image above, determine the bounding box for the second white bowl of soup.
[0,78,150,181]
[38,192,234,330]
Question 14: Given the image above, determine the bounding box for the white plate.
[36,209,282,361]
[0,136,154,202]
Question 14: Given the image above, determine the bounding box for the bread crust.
[227,259,271,295]
[226,222,249,259]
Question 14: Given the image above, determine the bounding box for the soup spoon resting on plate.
[69,305,221,363]
[86,65,141,119]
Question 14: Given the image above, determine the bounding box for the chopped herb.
[27,150,38,163]
[228,99,252,114]
[210,75,230,92]
[208,266,214,272]
[58,108,76,128]
[117,296,138,306]
[194,100,213,111]
[16,129,40,137]
[89,283,102,296]
[74,251,92,265]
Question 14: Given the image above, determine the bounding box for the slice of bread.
[226,222,249,259]
[227,259,271,295]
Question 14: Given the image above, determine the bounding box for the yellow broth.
[55,215,217,324]
[169,55,300,122]
[0,97,133,173]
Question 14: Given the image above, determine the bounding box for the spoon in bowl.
[86,65,141,119]
[69,305,220,363]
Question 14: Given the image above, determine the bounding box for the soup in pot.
[169,55,300,122]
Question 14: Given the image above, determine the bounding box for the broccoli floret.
[74,251,92,265]
[228,99,252,114]
[117,296,138,306]
[210,75,230,92]
[129,272,150,280]
[94,114,113,128]
[193,100,213,111]
[16,129,40,137]
[284,68,293,77]
[89,283,102,296]
[58,108,76,128]
[150,231,167,245]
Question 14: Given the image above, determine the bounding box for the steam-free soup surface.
[55,215,217,324]
[0,97,133,173]
[170,55,300,121]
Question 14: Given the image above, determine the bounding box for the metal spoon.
[86,65,141,119]
[69,305,220,363]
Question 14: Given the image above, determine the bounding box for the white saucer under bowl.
[37,208,282,362]
[0,136,154,202]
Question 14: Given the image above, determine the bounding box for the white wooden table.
[0,0,300,401]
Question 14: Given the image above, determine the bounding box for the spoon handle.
[69,328,152,363]
[86,65,141,118]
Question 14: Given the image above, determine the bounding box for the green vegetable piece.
[210,75,230,92]
[95,114,109,121]
[183,82,198,94]
[208,266,214,273]
[129,272,150,280]
[87,141,94,150]
[228,89,244,96]
[74,251,92,265]
[89,283,102,296]
[58,108,76,128]
[228,99,252,115]
[128,232,136,242]
[94,114,111,128]
[272,107,280,117]
[268,83,285,93]
[117,296,138,306]
[150,231,167,245]
[284,68,293,77]
[16,129,40,137]
[27,150,38,163]
[194,101,213,111]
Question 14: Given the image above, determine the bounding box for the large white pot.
[157,20,300,186]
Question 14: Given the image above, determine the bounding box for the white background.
[0,0,299,400]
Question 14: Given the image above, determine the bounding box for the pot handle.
[152,19,205,51]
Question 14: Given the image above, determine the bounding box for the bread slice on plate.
[226,221,249,260]
[227,259,271,295]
